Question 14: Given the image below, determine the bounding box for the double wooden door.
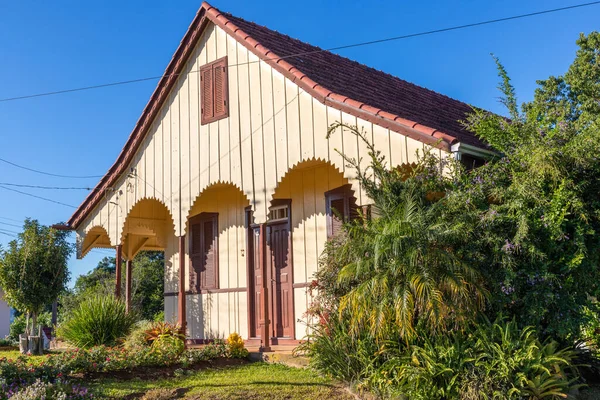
[248,202,294,339]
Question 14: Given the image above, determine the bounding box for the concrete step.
[248,349,309,368]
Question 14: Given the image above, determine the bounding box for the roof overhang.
[451,142,498,160]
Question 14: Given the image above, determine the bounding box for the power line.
[0,157,103,179]
[0,221,21,228]
[0,228,19,235]
[0,231,16,238]
[0,182,92,190]
[0,216,21,223]
[0,1,598,103]
[0,185,76,208]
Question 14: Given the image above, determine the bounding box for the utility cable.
[0,185,76,208]
[0,1,597,103]
[0,157,103,179]
[0,182,92,190]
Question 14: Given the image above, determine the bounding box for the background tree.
[451,32,600,340]
[0,219,72,337]
[60,251,164,321]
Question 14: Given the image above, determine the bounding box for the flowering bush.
[226,332,248,358]
[0,336,248,396]
[5,379,92,400]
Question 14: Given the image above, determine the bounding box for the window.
[325,184,359,238]
[200,56,229,125]
[189,213,219,291]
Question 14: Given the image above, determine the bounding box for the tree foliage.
[453,32,600,340]
[0,219,72,332]
[61,251,164,321]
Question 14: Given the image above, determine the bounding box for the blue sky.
[0,0,598,286]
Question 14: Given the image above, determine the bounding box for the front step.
[248,346,309,368]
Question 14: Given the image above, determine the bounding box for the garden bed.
[77,357,248,381]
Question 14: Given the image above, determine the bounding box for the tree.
[447,32,600,340]
[60,251,164,321]
[0,219,72,349]
[317,123,487,342]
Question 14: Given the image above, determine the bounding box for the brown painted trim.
[292,283,311,289]
[259,223,271,352]
[115,245,122,298]
[68,1,464,230]
[269,338,303,346]
[178,235,187,333]
[164,287,247,297]
[189,212,219,291]
[125,259,132,313]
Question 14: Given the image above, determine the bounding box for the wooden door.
[249,225,262,338]
[268,219,293,338]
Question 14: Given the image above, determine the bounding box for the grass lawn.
[0,348,49,365]
[88,362,354,399]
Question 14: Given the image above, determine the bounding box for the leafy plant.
[57,294,136,348]
[144,321,184,344]
[6,379,92,400]
[226,332,249,358]
[123,320,153,350]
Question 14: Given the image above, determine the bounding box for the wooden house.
[64,2,492,349]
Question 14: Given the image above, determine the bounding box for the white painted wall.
[0,290,11,339]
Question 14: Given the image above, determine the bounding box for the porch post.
[259,223,271,352]
[115,244,122,298]
[125,259,132,313]
[178,235,187,333]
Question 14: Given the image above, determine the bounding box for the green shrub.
[57,295,136,349]
[361,319,580,399]
[123,320,153,350]
[298,311,381,384]
[226,332,249,358]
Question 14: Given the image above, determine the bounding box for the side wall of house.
[76,21,447,340]
[0,290,10,339]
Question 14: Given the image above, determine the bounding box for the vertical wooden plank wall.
[77,21,438,340]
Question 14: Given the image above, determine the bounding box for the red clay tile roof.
[224,13,485,148]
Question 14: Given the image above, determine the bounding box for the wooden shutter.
[200,56,229,125]
[200,64,214,124]
[213,59,228,118]
[189,213,219,291]
[325,184,358,238]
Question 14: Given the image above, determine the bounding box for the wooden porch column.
[178,235,187,333]
[125,259,132,313]
[259,223,271,352]
[115,245,122,298]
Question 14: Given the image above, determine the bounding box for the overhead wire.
[0,1,597,103]
[0,157,103,179]
[0,185,76,208]
[0,182,92,190]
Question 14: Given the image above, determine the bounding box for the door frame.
[245,200,295,340]
[267,199,295,340]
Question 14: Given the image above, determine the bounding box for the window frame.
[200,56,229,125]
[188,212,219,292]
[325,184,358,238]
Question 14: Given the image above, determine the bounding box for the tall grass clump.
[58,295,136,348]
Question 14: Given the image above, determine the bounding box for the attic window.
[200,56,229,125]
